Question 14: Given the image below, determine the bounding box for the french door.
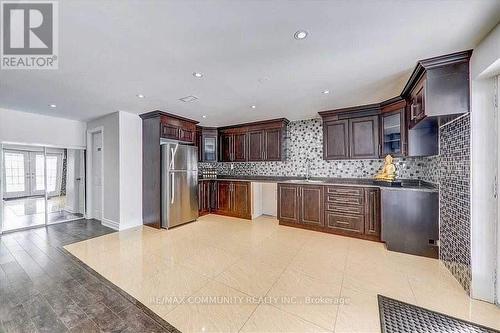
[2,150,62,199]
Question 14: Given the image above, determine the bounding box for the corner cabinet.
[278,183,381,241]
[196,127,218,162]
[219,118,288,162]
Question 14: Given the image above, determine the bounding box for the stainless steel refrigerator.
[161,142,198,229]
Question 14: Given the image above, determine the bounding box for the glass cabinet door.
[381,112,403,156]
[203,137,217,162]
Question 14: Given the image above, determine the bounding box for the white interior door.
[2,150,30,198]
[91,132,103,220]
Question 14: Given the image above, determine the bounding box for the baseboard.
[101,218,120,230]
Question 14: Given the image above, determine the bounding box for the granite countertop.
[198,175,438,192]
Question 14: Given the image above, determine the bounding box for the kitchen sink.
[286,179,325,184]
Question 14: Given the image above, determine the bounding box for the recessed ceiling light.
[322,90,330,94]
[193,72,203,78]
[136,94,145,98]
[202,115,207,118]
[294,30,308,40]
[49,104,56,108]
[251,105,256,109]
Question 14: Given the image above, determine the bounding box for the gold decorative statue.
[375,154,396,181]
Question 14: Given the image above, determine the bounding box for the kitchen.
[2,1,499,332]
[142,50,469,262]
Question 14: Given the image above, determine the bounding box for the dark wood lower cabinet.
[277,184,323,227]
[198,181,211,216]
[198,180,251,220]
[278,184,381,241]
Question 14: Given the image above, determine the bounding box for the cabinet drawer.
[325,195,363,205]
[325,203,364,214]
[325,212,364,235]
[325,186,363,197]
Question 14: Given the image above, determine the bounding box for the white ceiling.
[1,0,499,126]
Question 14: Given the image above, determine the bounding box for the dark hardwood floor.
[0,219,179,333]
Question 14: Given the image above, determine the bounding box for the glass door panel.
[47,149,85,225]
[2,148,46,232]
[3,150,30,198]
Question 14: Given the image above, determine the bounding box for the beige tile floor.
[64,215,500,333]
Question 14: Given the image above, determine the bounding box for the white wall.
[0,108,86,148]
[87,112,120,227]
[470,23,500,303]
[118,112,143,230]
[86,111,143,231]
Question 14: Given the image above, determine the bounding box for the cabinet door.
[364,188,381,238]
[264,128,282,161]
[349,116,379,159]
[198,181,210,215]
[161,124,180,140]
[277,184,300,224]
[380,109,406,157]
[179,128,194,143]
[203,136,217,162]
[220,134,232,162]
[299,185,324,226]
[247,130,264,161]
[233,133,247,161]
[324,120,349,159]
[232,182,251,219]
[196,129,203,162]
[216,181,232,214]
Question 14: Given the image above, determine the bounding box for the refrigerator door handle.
[171,172,175,204]
[169,144,179,170]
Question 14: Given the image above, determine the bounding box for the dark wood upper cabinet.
[264,128,282,161]
[219,118,288,162]
[248,130,264,161]
[402,50,472,129]
[233,133,247,161]
[220,133,233,162]
[196,127,218,162]
[139,111,199,229]
[324,120,349,159]
[349,115,379,159]
[320,105,380,160]
[380,97,407,157]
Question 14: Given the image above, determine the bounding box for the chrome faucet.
[305,158,311,180]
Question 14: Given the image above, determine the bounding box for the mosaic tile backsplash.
[438,113,471,293]
[200,118,439,183]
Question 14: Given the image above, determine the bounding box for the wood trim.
[401,50,472,97]
[218,118,289,131]
[139,110,199,124]
[319,103,381,120]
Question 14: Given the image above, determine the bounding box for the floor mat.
[378,295,499,333]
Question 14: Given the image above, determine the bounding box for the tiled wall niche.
[438,113,471,293]
[200,118,439,183]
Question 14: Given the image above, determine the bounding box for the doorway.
[1,145,86,233]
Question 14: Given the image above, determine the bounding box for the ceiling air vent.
[179,95,198,103]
